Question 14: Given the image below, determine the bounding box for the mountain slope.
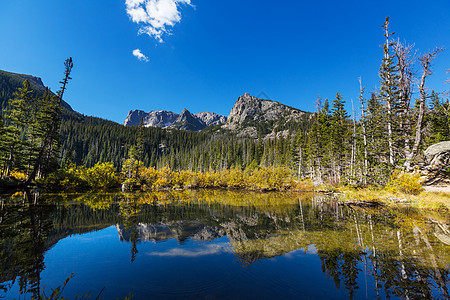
[123,110,179,127]
[169,108,206,131]
[220,93,312,139]
[0,70,73,111]
[194,112,227,126]
[122,93,312,137]
[123,109,227,131]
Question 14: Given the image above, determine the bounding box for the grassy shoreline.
[3,162,449,213]
[334,185,450,212]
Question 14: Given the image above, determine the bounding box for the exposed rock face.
[169,108,207,131]
[222,93,310,139]
[123,109,227,131]
[194,112,227,126]
[123,110,179,127]
[122,93,309,135]
[424,141,450,168]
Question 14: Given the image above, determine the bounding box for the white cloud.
[132,49,149,62]
[126,0,192,42]
[146,243,232,257]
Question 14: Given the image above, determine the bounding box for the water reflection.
[0,190,449,299]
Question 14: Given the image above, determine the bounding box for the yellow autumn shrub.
[386,170,423,195]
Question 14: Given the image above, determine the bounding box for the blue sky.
[0,0,449,123]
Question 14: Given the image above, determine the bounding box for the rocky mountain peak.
[169,108,206,131]
[194,111,227,126]
[123,110,179,127]
[222,93,311,139]
[123,107,227,131]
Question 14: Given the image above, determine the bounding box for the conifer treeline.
[294,17,449,185]
[1,18,449,187]
[0,58,73,183]
[59,116,299,172]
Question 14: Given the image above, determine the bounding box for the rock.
[123,109,227,130]
[169,108,207,131]
[194,111,227,126]
[424,141,450,168]
[221,93,310,138]
[123,110,179,127]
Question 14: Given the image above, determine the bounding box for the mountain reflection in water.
[0,190,449,299]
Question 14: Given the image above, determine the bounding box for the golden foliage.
[132,164,312,191]
[386,170,423,195]
[9,170,27,181]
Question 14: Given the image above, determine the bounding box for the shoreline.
[334,185,450,213]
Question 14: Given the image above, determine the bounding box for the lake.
[0,190,449,299]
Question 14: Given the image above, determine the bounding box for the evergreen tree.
[27,58,73,183]
[379,16,400,166]
[426,92,450,144]
[2,80,34,177]
[330,92,350,181]
[135,118,145,178]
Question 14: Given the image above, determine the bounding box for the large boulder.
[424,141,450,168]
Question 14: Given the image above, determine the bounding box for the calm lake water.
[0,190,449,299]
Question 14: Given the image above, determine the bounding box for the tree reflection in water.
[0,190,448,299]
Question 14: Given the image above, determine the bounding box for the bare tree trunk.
[359,79,368,185]
[415,225,449,299]
[405,48,443,169]
[298,147,303,180]
[351,98,357,178]
[393,40,414,162]
[299,198,305,231]
[381,19,396,166]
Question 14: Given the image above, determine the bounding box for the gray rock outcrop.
[123,110,179,127]
[424,141,450,168]
[123,109,227,130]
[222,93,310,139]
[169,108,207,131]
[194,112,227,126]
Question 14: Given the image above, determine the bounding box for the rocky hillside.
[169,109,207,131]
[123,110,179,127]
[194,111,227,126]
[124,108,227,131]
[0,70,73,111]
[220,93,312,139]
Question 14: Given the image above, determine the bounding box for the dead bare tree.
[393,39,415,160]
[405,48,443,169]
[359,78,368,185]
[381,17,396,166]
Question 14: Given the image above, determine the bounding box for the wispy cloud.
[126,0,193,43]
[146,243,232,257]
[132,49,149,62]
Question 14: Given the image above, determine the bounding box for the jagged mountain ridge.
[123,93,311,138]
[124,108,227,131]
[219,93,312,138]
[169,108,207,131]
[123,110,179,128]
[194,111,227,126]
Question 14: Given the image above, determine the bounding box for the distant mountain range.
[123,108,227,131]
[124,92,311,138]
